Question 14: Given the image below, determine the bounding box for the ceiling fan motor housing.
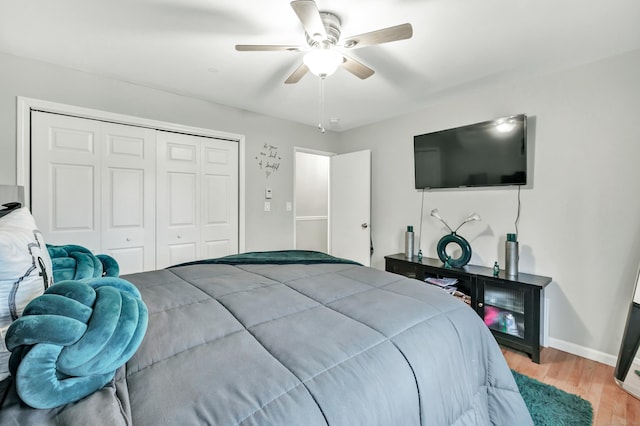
[305,12,341,47]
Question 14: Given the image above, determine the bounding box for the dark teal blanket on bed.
[171,250,361,268]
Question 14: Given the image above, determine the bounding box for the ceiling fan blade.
[236,45,301,52]
[284,63,309,84]
[290,0,327,40]
[341,54,374,80]
[342,23,413,49]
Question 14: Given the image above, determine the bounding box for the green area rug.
[513,370,593,426]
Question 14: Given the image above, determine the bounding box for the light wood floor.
[503,346,640,425]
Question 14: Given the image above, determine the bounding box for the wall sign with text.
[256,143,281,179]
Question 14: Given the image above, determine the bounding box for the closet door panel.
[156,132,201,268]
[204,175,229,223]
[52,165,95,230]
[156,133,238,268]
[165,171,200,266]
[203,174,231,258]
[109,169,144,227]
[101,124,156,274]
[201,140,238,259]
[31,112,101,251]
[102,167,148,274]
[166,242,198,267]
[168,172,197,226]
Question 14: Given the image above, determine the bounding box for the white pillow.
[0,207,53,381]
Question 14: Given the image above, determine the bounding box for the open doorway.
[294,148,332,251]
[294,147,371,266]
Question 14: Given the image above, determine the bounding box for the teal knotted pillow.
[4,277,148,409]
[47,244,120,282]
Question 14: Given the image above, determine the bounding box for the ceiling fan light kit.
[303,48,343,77]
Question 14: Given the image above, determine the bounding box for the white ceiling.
[2,0,640,131]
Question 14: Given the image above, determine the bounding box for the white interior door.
[156,132,239,268]
[31,112,102,251]
[156,132,201,268]
[31,113,157,273]
[329,150,371,266]
[201,139,239,259]
[100,123,156,274]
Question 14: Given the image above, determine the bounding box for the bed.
[1,249,532,425]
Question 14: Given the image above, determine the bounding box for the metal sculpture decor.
[430,209,481,268]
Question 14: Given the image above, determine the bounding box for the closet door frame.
[16,96,246,253]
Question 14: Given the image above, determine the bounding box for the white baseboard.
[547,337,618,367]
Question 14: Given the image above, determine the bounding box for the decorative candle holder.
[505,233,519,277]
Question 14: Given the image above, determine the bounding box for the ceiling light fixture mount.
[304,12,342,47]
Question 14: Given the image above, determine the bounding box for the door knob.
[361,223,368,229]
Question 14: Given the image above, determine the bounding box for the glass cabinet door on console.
[477,278,540,362]
[478,280,529,338]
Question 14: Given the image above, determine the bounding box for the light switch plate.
[264,201,271,212]
[286,201,292,211]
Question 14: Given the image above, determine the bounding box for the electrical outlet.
[286,201,292,211]
[265,188,272,199]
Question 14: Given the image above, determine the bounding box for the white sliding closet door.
[156,132,238,268]
[31,112,157,274]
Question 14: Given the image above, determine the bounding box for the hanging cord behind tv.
[514,185,521,238]
[418,188,426,255]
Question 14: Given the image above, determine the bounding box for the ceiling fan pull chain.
[318,77,325,133]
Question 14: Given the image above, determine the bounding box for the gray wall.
[337,48,640,362]
[0,52,340,251]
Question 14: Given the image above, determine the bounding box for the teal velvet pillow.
[4,276,148,409]
[47,244,120,282]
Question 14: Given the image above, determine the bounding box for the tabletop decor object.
[505,233,519,277]
[430,209,481,268]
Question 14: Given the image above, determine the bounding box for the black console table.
[384,253,551,363]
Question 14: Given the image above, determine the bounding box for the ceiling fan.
[235,0,413,84]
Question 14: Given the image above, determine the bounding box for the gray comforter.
[1,261,532,425]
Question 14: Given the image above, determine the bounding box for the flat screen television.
[414,114,527,189]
